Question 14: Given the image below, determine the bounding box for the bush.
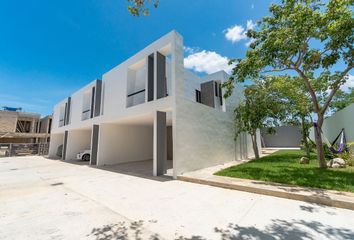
[337,142,354,166]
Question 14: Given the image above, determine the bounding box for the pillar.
[153,111,167,176]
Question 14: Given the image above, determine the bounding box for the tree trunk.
[251,132,260,159]
[314,116,327,168]
[301,115,310,159]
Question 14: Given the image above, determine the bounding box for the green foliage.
[330,88,354,112]
[234,80,284,139]
[336,142,354,166]
[224,0,353,102]
[127,0,159,16]
[215,150,354,192]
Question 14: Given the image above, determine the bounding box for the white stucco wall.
[97,124,153,166]
[65,129,92,160]
[173,98,255,176]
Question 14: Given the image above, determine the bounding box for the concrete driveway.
[0,156,354,240]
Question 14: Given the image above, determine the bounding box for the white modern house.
[49,30,257,178]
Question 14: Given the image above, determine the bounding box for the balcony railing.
[82,109,91,121]
[126,89,146,108]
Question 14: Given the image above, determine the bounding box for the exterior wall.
[173,98,255,176]
[310,103,354,142]
[0,111,17,132]
[262,126,302,148]
[48,133,64,158]
[97,124,153,166]
[51,32,177,135]
[65,129,92,160]
[39,116,52,134]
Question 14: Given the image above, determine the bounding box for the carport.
[97,111,173,177]
[64,127,92,163]
[48,133,64,158]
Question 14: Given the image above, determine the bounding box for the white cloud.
[246,20,256,30]
[184,50,233,74]
[340,74,354,92]
[224,20,255,44]
[184,46,196,54]
[224,25,247,43]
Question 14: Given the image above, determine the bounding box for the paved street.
[1,156,354,240]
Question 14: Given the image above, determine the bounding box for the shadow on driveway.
[88,218,354,240]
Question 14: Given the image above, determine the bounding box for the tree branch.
[293,67,321,114]
[261,67,293,74]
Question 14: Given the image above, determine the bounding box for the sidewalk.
[177,158,354,211]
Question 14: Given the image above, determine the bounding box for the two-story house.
[48,30,258,178]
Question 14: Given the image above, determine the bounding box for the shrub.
[337,142,354,166]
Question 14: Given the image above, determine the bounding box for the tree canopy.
[127,0,159,16]
[330,88,354,112]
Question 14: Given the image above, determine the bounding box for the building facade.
[49,31,257,178]
[0,108,52,143]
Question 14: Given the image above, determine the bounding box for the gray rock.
[333,158,346,167]
[299,157,309,164]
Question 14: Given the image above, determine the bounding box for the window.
[59,105,65,127]
[214,82,218,97]
[219,85,223,105]
[82,90,92,120]
[195,89,201,103]
[48,119,52,133]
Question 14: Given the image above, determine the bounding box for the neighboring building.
[49,31,258,178]
[0,107,52,143]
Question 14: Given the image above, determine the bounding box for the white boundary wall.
[310,103,354,142]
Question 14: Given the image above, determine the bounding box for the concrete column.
[62,130,68,160]
[90,125,99,166]
[153,111,167,176]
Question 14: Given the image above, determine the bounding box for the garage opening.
[97,111,173,179]
[65,127,92,165]
[48,133,64,158]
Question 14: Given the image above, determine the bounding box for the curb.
[177,175,354,211]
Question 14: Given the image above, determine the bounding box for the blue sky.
[1,0,352,116]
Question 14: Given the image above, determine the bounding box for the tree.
[268,76,313,159]
[127,0,159,16]
[330,88,354,112]
[235,80,284,159]
[224,0,354,168]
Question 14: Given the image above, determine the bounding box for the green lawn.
[215,150,354,193]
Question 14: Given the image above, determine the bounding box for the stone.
[333,158,346,167]
[299,157,309,164]
[332,163,341,168]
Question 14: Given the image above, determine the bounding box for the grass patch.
[215,150,354,193]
